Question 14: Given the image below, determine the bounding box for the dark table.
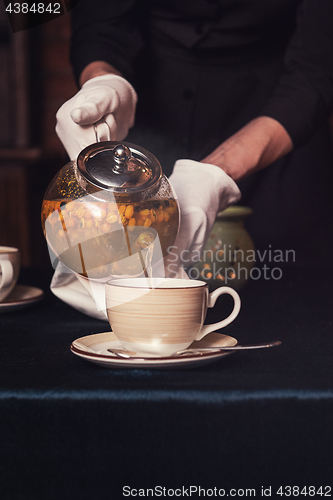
[0,266,332,500]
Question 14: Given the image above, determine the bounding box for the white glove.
[55,74,138,160]
[168,159,241,267]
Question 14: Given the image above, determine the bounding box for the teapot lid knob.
[112,144,132,166]
[76,141,162,193]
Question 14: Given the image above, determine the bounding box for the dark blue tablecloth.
[0,266,332,499]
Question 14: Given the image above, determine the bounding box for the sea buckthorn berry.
[120,214,128,225]
[137,231,154,248]
[163,211,170,222]
[144,218,152,227]
[101,222,111,233]
[139,209,150,220]
[128,218,136,226]
[118,204,126,215]
[125,205,134,219]
[106,213,119,224]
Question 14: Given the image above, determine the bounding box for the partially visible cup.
[0,247,20,302]
[105,277,241,356]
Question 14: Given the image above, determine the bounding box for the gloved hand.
[55,74,138,160]
[167,159,241,269]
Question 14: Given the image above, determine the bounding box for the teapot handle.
[94,119,111,142]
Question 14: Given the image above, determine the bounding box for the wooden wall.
[0,7,75,266]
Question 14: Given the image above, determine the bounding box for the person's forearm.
[202,116,293,181]
[79,61,123,86]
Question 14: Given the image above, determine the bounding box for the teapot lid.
[77,141,162,192]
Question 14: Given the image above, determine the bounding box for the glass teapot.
[41,141,179,280]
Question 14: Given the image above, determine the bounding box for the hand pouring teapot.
[41,140,179,280]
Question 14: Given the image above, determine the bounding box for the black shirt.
[70,0,333,148]
[70,0,333,264]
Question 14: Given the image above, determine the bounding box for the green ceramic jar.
[191,206,255,290]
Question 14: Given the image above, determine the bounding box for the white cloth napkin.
[51,263,109,321]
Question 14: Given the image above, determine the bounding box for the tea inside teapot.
[41,142,179,279]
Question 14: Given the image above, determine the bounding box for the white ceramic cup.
[0,246,20,302]
[105,277,241,356]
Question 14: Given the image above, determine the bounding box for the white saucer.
[0,285,44,313]
[70,331,238,369]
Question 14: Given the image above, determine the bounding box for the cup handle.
[195,286,241,341]
[0,259,14,289]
